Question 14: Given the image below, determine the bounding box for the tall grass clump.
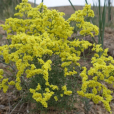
[0,0,22,20]
[0,0,114,113]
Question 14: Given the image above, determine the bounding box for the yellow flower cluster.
[77,44,114,113]
[30,87,54,108]
[0,30,92,107]
[0,0,94,108]
[0,69,15,93]
[62,85,72,95]
[68,4,99,37]
[0,69,3,75]
[1,1,73,40]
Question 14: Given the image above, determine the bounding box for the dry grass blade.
[9,98,22,114]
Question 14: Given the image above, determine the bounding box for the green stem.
[34,0,36,7]
[108,0,111,22]
[68,0,76,11]
[101,0,106,48]
[85,0,88,4]
[92,37,97,44]
[98,0,101,45]
[40,0,44,12]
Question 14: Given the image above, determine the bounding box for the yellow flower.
[64,91,72,95]
[60,94,63,97]
[45,88,50,92]
[54,96,58,101]
[92,95,103,104]
[0,75,3,80]
[8,81,15,85]
[92,87,97,95]
[102,100,112,113]
[0,69,4,75]
[36,83,41,91]
[62,85,67,91]
[3,85,9,93]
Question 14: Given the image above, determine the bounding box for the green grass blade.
[101,0,106,48]
[85,0,88,4]
[92,37,97,44]
[108,0,111,22]
[34,0,36,7]
[68,0,76,11]
[40,0,44,12]
[98,0,102,44]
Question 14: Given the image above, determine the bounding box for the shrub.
[0,0,114,113]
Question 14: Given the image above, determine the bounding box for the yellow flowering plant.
[77,44,114,113]
[68,4,99,38]
[0,0,113,113]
